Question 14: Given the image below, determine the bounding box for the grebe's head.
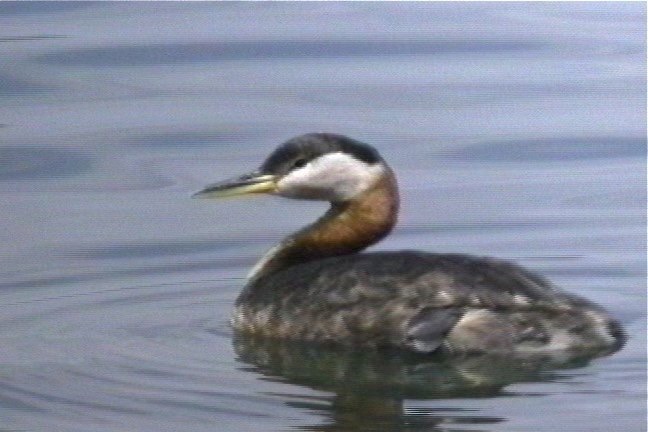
[194,133,391,203]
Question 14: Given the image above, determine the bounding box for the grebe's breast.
[232,251,625,357]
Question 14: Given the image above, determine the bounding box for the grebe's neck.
[249,169,399,281]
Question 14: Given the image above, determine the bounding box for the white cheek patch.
[277,152,385,201]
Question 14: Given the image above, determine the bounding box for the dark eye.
[292,158,307,169]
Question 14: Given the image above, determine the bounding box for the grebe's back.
[235,251,624,356]
[194,133,625,357]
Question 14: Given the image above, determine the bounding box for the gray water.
[1,3,646,431]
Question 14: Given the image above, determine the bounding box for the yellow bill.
[193,173,277,199]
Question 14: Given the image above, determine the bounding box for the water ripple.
[0,147,92,180]
[445,136,646,162]
[38,39,548,66]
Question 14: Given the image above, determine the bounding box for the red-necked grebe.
[194,133,625,356]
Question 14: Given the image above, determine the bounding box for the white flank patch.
[276,152,385,201]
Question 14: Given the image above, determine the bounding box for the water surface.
[0,3,645,432]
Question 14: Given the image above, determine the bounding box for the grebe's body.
[195,133,625,356]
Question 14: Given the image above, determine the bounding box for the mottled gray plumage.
[233,251,625,356]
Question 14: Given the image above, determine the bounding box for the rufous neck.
[250,169,399,281]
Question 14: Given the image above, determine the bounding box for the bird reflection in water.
[233,333,597,431]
